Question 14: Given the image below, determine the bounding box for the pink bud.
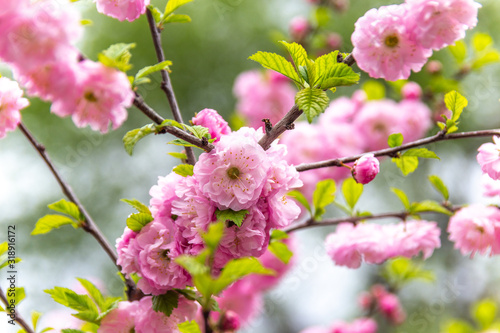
[326,33,343,50]
[289,16,310,40]
[378,293,406,325]
[401,82,422,100]
[352,154,380,184]
[426,60,443,74]
[220,310,241,331]
[191,108,231,142]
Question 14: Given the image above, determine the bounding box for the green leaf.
[202,222,225,251]
[48,199,83,221]
[152,291,179,317]
[159,118,185,130]
[76,278,105,312]
[410,200,452,216]
[382,257,435,287]
[392,156,419,176]
[472,299,497,329]
[444,91,468,123]
[428,175,450,201]
[7,287,25,307]
[148,5,163,23]
[248,51,301,84]
[168,139,200,148]
[45,287,99,318]
[0,257,21,270]
[391,188,410,210]
[40,328,56,333]
[126,213,154,232]
[0,242,7,255]
[165,0,193,17]
[176,255,210,277]
[216,209,249,228]
[448,40,467,64]
[173,164,194,177]
[135,61,172,81]
[287,190,312,215]
[472,33,494,53]
[314,51,338,86]
[32,311,42,331]
[279,41,308,69]
[295,87,329,123]
[403,148,439,160]
[168,152,188,160]
[212,257,275,295]
[442,320,475,333]
[472,50,500,70]
[98,43,135,72]
[270,229,289,241]
[32,215,77,235]
[121,198,151,214]
[184,125,210,139]
[387,133,403,148]
[178,320,202,333]
[163,14,191,24]
[342,178,363,210]
[318,63,360,89]
[268,241,293,264]
[362,80,385,100]
[313,179,336,220]
[123,124,155,156]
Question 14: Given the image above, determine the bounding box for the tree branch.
[18,123,141,301]
[145,9,196,165]
[295,129,500,172]
[0,287,35,333]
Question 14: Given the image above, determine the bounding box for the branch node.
[262,118,273,134]
[285,123,295,130]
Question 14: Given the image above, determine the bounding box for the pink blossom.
[378,292,406,325]
[98,301,139,333]
[351,4,432,81]
[401,82,423,100]
[396,99,432,143]
[191,108,231,142]
[447,204,500,256]
[330,318,378,333]
[482,174,500,198]
[477,137,500,180]
[300,327,330,333]
[0,77,29,139]
[406,0,481,50]
[213,282,264,327]
[194,128,270,211]
[387,221,441,260]
[116,227,139,278]
[233,70,295,129]
[352,154,380,184]
[220,310,241,331]
[150,172,185,224]
[290,16,310,40]
[95,0,150,22]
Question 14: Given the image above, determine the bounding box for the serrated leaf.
[287,190,312,215]
[444,91,468,123]
[178,320,202,333]
[383,258,435,287]
[168,152,188,160]
[98,43,135,72]
[135,61,173,81]
[362,80,385,100]
[72,310,99,323]
[279,41,308,70]
[123,124,155,156]
[216,209,249,228]
[268,241,293,264]
[388,133,403,147]
[160,118,184,129]
[48,199,83,221]
[314,51,339,86]
[449,40,467,64]
[120,198,151,214]
[472,299,497,329]
[248,51,301,84]
[391,188,410,210]
[392,156,419,176]
[428,175,449,201]
[163,13,191,24]
[410,200,452,215]
[319,63,360,89]
[165,0,193,17]
[473,33,494,53]
[32,215,77,235]
[403,148,439,160]
[45,287,98,318]
[173,164,194,177]
[313,179,336,220]
[76,278,105,312]
[270,229,289,241]
[185,125,210,139]
[472,50,500,70]
[152,291,179,317]
[295,87,329,123]
[126,213,153,232]
[342,178,363,210]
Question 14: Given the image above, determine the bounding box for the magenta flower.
[352,4,432,81]
[98,301,139,333]
[95,0,150,22]
[352,154,380,184]
[191,108,231,142]
[0,77,29,139]
[477,137,500,180]
[448,204,500,257]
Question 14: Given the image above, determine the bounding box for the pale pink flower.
[98,301,139,333]
[150,172,185,223]
[330,318,378,333]
[447,204,500,256]
[51,60,133,133]
[388,221,441,260]
[397,99,432,143]
[300,327,330,333]
[95,0,150,22]
[352,154,380,184]
[116,227,139,278]
[482,174,500,198]
[192,108,231,142]
[194,128,271,211]
[0,77,29,139]
[477,137,500,180]
[406,0,481,50]
[351,4,432,81]
[290,16,310,40]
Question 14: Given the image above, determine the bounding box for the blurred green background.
[1,0,500,332]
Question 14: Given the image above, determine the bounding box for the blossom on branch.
[352,154,380,184]
[477,136,500,180]
[95,0,151,22]
[0,77,29,139]
[191,108,231,142]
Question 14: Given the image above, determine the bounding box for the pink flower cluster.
[447,204,500,257]
[0,0,133,133]
[301,318,377,333]
[233,70,296,130]
[325,221,441,268]
[279,85,431,196]
[352,0,480,81]
[359,285,406,325]
[117,125,302,294]
[98,296,198,333]
[95,0,150,22]
[0,77,29,139]
[477,136,500,180]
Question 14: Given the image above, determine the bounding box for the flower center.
[385,34,399,48]
[161,249,171,259]
[84,91,98,102]
[227,166,240,180]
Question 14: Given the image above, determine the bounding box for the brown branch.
[0,287,35,333]
[145,9,196,165]
[296,129,500,172]
[18,123,141,301]
[133,93,165,125]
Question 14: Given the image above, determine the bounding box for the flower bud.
[289,16,310,40]
[352,153,380,184]
[220,310,241,331]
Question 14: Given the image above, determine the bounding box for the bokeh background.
[1,0,500,332]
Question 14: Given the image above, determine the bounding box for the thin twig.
[0,286,35,333]
[133,93,165,125]
[203,310,213,333]
[18,123,141,301]
[145,9,196,165]
[295,129,500,172]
